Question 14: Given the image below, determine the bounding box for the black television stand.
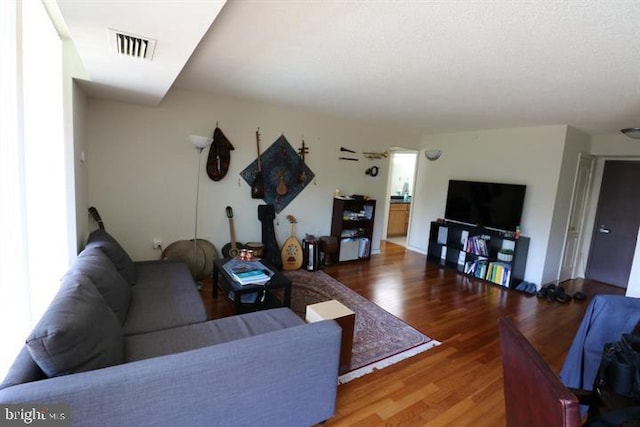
[426,220,529,289]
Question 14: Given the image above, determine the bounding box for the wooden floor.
[200,241,624,426]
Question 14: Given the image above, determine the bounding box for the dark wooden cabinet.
[427,221,529,289]
[330,197,376,262]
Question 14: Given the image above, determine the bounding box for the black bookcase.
[426,221,529,289]
[330,197,376,262]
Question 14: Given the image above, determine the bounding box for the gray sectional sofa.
[0,229,342,426]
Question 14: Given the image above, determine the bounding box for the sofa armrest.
[0,321,341,427]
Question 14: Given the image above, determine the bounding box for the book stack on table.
[222,259,274,286]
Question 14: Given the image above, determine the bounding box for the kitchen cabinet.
[387,202,410,236]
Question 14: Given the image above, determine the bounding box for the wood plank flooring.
[200,241,624,426]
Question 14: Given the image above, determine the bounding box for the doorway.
[385,151,418,247]
[585,160,640,288]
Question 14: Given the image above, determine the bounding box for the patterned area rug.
[282,270,440,383]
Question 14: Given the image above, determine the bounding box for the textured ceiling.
[58,1,640,135]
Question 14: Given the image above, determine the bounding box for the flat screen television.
[444,180,526,232]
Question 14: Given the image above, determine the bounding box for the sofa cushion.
[25,276,123,378]
[86,229,136,285]
[125,308,303,362]
[123,260,207,335]
[0,346,46,390]
[73,247,131,324]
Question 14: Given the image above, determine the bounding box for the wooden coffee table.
[212,258,291,314]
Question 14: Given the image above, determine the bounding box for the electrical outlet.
[152,237,163,250]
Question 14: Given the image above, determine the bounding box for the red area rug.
[282,270,440,383]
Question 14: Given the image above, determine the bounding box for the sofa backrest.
[71,247,132,324]
[85,229,137,285]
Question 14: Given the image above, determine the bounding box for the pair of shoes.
[515,281,538,294]
[536,284,572,303]
[537,283,556,301]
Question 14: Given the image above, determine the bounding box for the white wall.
[408,126,569,285]
[86,88,422,260]
[71,81,88,247]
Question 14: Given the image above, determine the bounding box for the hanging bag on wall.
[206,126,234,182]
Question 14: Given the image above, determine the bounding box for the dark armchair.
[499,317,591,427]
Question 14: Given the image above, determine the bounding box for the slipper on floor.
[573,291,587,301]
[515,281,528,292]
[555,287,571,303]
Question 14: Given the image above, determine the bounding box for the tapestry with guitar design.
[240,135,315,213]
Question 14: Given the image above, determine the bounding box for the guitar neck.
[256,131,262,171]
[228,218,237,250]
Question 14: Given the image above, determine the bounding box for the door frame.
[556,152,595,283]
[383,149,419,245]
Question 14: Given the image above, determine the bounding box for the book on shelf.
[464,258,488,277]
[358,237,370,258]
[460,230,469,249]
[465,236,489,257]
[363,204,374,220]
[486,262,512,287]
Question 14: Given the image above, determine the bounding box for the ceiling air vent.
[109,29,156,61]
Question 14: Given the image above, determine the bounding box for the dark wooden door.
[586,161,640,288]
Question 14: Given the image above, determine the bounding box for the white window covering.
[0,0,70,379]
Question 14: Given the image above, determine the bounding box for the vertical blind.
[0,0,70,379]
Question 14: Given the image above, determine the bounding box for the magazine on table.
[223,258,274,286]
[227,290,260,304]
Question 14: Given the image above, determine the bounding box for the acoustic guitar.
[88,206,105,230]
[281,215,303,270]
[222,206,245,258]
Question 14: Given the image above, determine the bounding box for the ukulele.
[251,128,265,199]
[222,206,245,258]
[281,215,303,270]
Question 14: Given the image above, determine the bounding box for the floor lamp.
[190,134,213,285]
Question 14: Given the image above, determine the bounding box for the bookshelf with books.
[330,197,376,262]
[427,220,529,289]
